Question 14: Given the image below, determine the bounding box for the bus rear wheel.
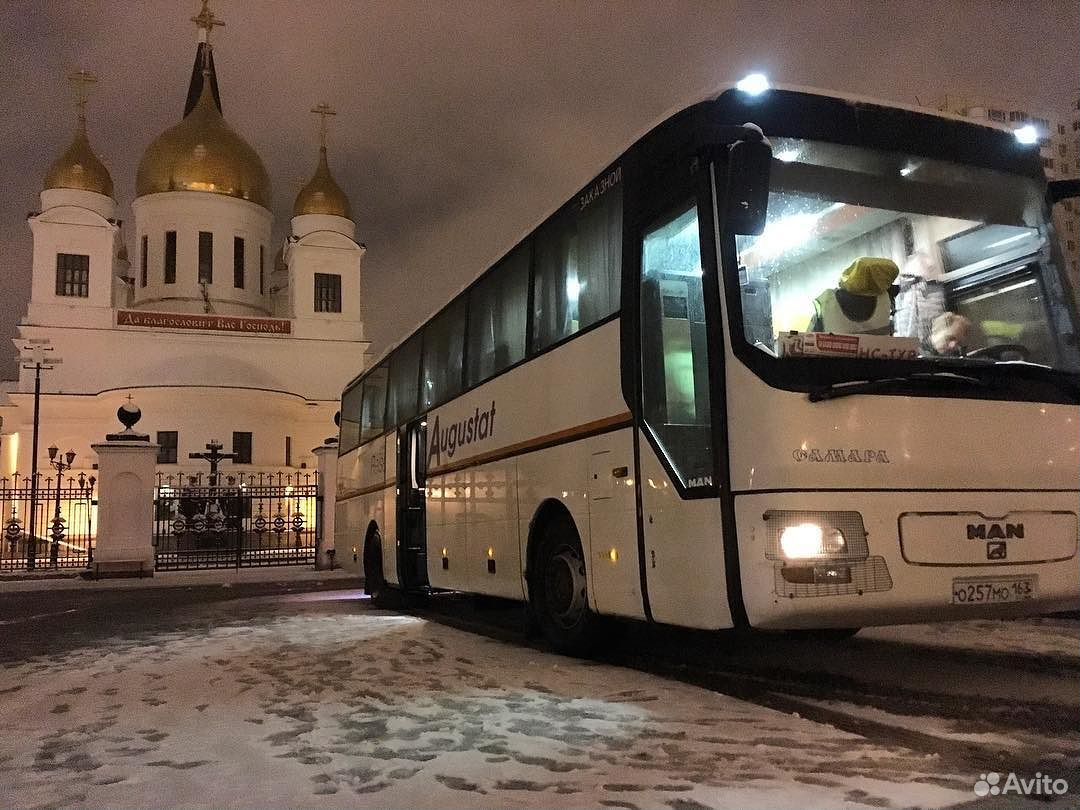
[363,530,389,606]
[529,513,601,655]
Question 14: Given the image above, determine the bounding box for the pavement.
[0,579,1076,809]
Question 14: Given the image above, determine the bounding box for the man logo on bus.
[966,523,1024,540]
[427,401,497,468]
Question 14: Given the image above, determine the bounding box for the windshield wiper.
[808,371,988,402]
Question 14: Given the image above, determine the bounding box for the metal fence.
[0,471,97,572]
[153,470,320,570]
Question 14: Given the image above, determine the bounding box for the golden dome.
[293,146,351,218]
[44,122,114,197]
[136,75,270,208]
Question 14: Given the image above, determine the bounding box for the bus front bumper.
[734,490,1080,630]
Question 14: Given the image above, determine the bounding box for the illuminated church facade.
[0,3,368,479]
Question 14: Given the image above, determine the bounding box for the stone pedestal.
[90,439,159,577]
[313,443,338,570]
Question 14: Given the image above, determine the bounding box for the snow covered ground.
[0,591,981,810]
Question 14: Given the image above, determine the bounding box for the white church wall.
[3,386,338,481]
[132,191,273,316]
[28,199,118,313]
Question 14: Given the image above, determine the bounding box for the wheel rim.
[542,543,588,630]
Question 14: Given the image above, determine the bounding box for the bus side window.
[386,335,422,428]
[532,184,622,351]
[340,381,363,452]
[359,364,388,442]
[639,202,715,489]
[466,245,529,387]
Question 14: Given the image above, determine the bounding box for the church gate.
[152,470,320,570]
[0,471,97,572]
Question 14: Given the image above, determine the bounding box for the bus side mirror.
[1048,179,1080,205]
[722,131,772,236]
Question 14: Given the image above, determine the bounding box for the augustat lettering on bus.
[428,402,496,468]
[578,166,622,211]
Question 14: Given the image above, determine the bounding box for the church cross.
[311,102,337,149]
[192,0,225,44]
[67,69,98,125]
[188,439,238,484]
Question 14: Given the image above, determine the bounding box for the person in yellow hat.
[809,257,899,335]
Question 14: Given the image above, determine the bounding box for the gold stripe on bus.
[338,480,394,501]
[428,411,633,477]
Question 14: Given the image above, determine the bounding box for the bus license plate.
[951,576,1035,605]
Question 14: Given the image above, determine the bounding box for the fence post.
[312,441,338,570]
[89,404,158,578]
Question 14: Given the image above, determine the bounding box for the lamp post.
[17,339,62,570]
[47,445,75,569]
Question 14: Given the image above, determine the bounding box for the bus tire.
[363,529,389,606]
[529,511,601,655]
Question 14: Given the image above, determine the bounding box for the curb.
[0,567,361,594]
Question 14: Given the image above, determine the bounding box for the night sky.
[1,0,1077,378]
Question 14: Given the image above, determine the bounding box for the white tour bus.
[335,82,1080,651]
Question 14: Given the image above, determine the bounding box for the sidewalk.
[0,566,360,594]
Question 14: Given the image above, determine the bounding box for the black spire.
[183,41,222,117]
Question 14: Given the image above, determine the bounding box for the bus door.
[632,162,735,629]
[396,418,429,589]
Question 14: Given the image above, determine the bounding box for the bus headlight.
[779,523,847,560]
[765,510,868,562]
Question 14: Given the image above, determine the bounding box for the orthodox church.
[0,3,368,479]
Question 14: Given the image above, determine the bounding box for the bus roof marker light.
[736,73,770,96]
[1014,125,1038,145]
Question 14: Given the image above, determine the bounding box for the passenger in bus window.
[809,257,898,335]
[895,251,946,348]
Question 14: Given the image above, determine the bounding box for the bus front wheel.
[529,512,600,655]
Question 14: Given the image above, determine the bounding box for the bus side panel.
[585,428,644,619]
[382,432,399,586]
[334,445,363,575]
[467,460,523,599]
[517,441,592,602]
[426,468,468,591]
[335,435,390,578]
[639,442,734,630]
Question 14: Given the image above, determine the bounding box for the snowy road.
[0,583,1076,809]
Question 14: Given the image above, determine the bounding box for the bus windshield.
[734,138,1079,373]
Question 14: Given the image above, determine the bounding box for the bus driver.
[809,257,898,335]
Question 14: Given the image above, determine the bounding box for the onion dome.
[293,146,351,218]
[44,71,113,197]
[135,68,270,208]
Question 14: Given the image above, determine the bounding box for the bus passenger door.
[633,186,735,630]
[396,419,429,589]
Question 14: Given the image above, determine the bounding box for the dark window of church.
[157,431,178,464]
[314,273,341,312]
[232,431,252,464]
[285,435,292,467]
[233,237,245,289]
[55,253,89,297]
[259,245,265,294]
[164,231,177,283]
[140,235,148,288]
[198,231,213,284]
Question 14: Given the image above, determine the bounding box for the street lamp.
[17,338,62,570]
[47,445,75,569]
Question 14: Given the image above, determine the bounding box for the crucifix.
[67,69,97,128]
[191,0,225,43]
[189,439,237,486]
[311,102,336,150]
